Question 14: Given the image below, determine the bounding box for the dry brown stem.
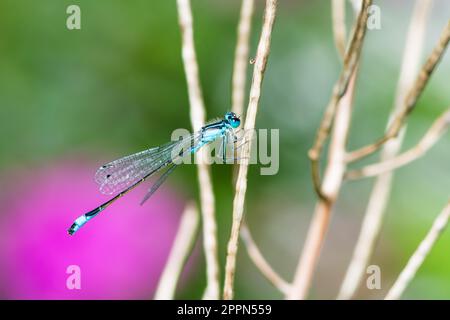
[337,0,434,299]
[223,0,278,300]
[232,0,255,118]
[154,202,199,300]
[177,0,220,299]
[240,223,290,295]
[346,19,450,163]
[346,109,450,180]
[309,0,372,201]
[385,201,450,300]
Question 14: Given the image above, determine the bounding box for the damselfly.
[67,112,241,235]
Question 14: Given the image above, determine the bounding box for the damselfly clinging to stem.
[67,112,242,235]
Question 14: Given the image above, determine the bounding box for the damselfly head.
[225,111,240,129]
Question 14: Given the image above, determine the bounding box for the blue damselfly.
[68,112,241,235]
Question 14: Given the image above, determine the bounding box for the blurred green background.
[0,0,449,299]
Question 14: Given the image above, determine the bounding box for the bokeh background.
[0,0,449,299]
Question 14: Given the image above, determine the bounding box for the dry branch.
[332,0,346,60]
[346,19,450,163]
[337,0,434,299]
[223,0,278,300]
[154,202,199,300]
[346,109,450,180]
[240,223,291,295]
[231,0,287,296]
[177,0,220,299]
[385,200,450,300]
[232,0,255,118]
[287,1,369,300]
[288,69,358,300]
[309,0,372,201]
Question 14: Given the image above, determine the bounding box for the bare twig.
[332,0,346,60]
[231,0,286,295]
[385,200,450,300]
[309,0,372,201]
[232,0,255,118]
[337,0,433,299]
[346,19,450,163]
[223,0,278,300]
[176,0,220,299]
[240,223,291,295]
[232,0,255,183]
[346,109,450,180]
[154,202,200,300]
[232,0,285,295]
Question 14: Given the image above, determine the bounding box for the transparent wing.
[140,163,178,205]
[95,133,200,195]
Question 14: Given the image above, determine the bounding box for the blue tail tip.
[67,215,89,236]
[67,223,78,236]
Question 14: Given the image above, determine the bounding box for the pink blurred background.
[0,159,185,299]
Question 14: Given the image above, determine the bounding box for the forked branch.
[346,108,450,180]
[309,0,372,201]
[337,0,434,299]
[346,20,450,163]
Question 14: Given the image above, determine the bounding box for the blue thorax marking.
[189,120,232,153]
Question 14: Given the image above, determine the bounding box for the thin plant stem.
[346,19,450,163]
[240,222,291,295]
[337,0,433,299]
[287,69,358,300]
[346,109,450,180]
[287,1,367,300]
[332,0,346,60]
[176,0,220,299]
[231,0,286,295]
[232,0,255,118]
[385,200,450,300]
[223,0,278,300]
[231,0,285,294]
[231,0,254,181]
[154,202,200,300]
[309,0,372,201]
